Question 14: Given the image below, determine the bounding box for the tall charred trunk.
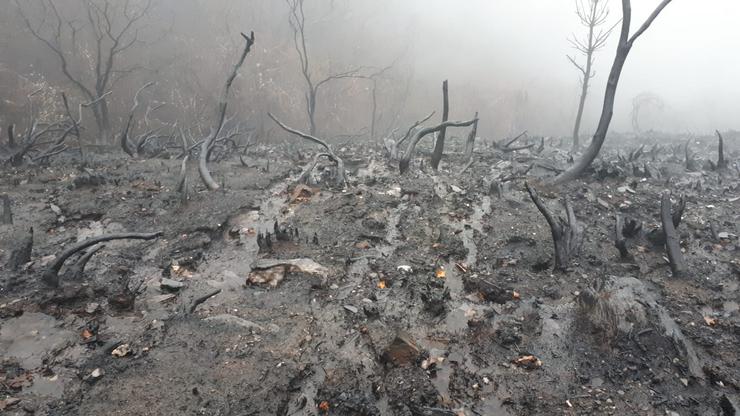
[430,80,449,171]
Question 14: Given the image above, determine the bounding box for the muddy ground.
[1,134,738,416]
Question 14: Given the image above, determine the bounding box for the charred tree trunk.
[552,0,673,185]
[8,227,33,270]
[614,213,631,260]
[464,112,479,163]
[715,130,727,170]
[1,195,11,225]
[660,192,687,277]
[525,183,583,272]
[430,80,450,171]
[42,231,163,287]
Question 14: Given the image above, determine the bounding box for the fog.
[1,0,738,140]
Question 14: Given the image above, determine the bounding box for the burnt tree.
[430,80,450,171]
[17,0,153,144]
[199,31,255,191]
[568,0,617,149]
[552,0,674,184]
[286,0,366,136]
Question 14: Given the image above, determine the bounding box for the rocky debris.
[160,278,185,292]
[203,314,264,331]
[247,258,329,287]
[381,332,421,366]
[111,343,132,357]
[84,368,105,382]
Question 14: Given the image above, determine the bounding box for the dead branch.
[399,117,478,174]
[526,182,583,271]
[65,244,106,280]
[189,289,222,314]
[660,192,687,277]
[268,113,346,186]
[552,0,674,184]
[42,231,164,287]
[494,131,534,153]
[199,31,255,191]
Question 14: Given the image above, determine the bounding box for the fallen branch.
[199,31,255,190]
[526,182,583,272]
[42,232,164,287]
[660,192,687,277]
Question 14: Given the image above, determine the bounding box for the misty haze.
[0,1,738,415]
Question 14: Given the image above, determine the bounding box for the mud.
[1,134,738,415]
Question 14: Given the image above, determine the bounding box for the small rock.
[85,303,100,314]
[90,368,104,379]
[397,265,413,273]
[160,278,185,291]
[50,203,62,215]
[204,314,264,331]
[343,305,359,314]
[151,294,176,303]
[111,344,131,357]
[679,378,689,387]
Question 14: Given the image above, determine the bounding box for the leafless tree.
[567,0,617,149]
[630,92,664,133]
[286,0,365,136]
[552,0,674,185]
[16,0,153,144]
